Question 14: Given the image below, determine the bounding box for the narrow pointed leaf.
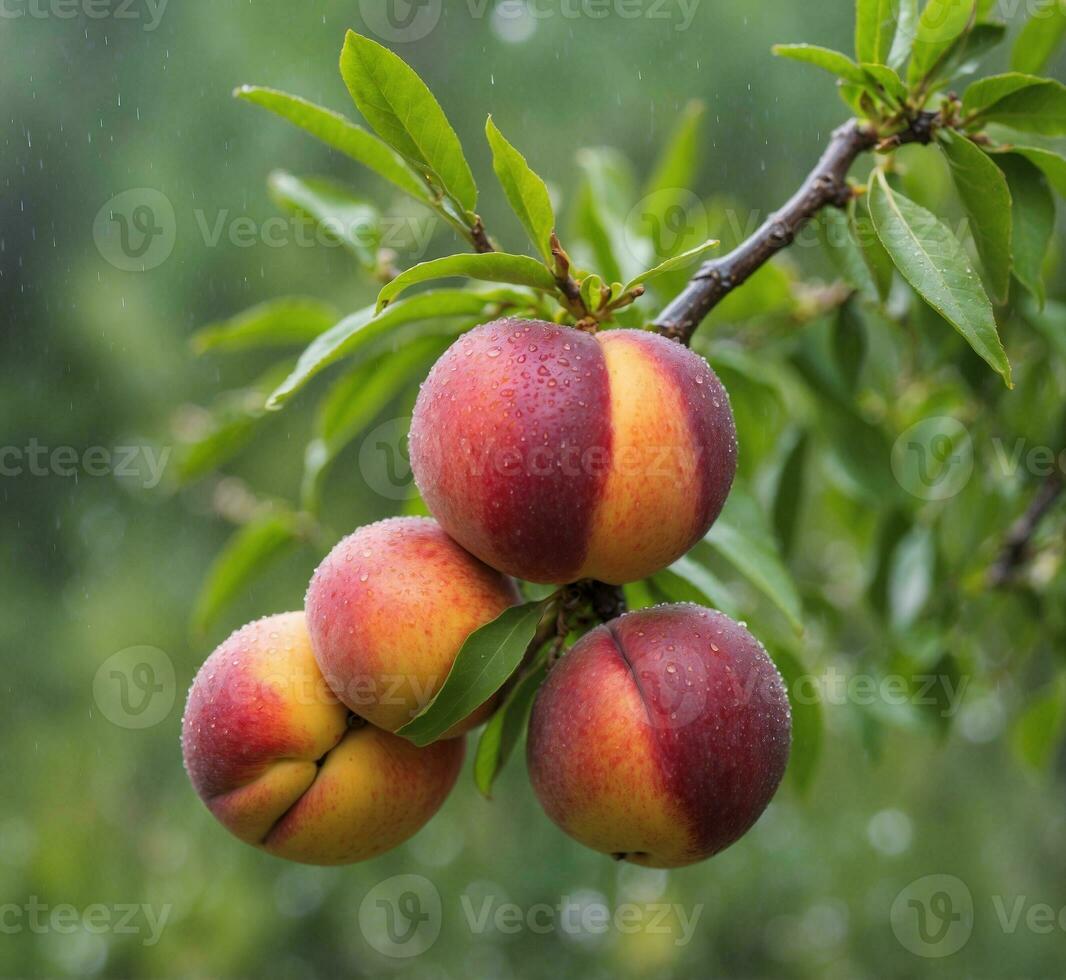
[192,298,339,354]
[485,117,556,262]
[1011,4,1066,75]
[939,131,1013,303]
[644,99,705,197]
[705,484,804,633]
[856,0,900,64]
[302,337,446,510]
[965,75,1066,134]
[868,171,1011,386]
[340,32,477,213]
[268,172,380,267]
[474,658,550,798]
[191,510,301,637]
[907,0,977,86]
[988,144,1066,198]
[996,153,1055,308]
[269,291,498,407]
[772,44,869,84]
[235,86,429,202]
[376,253,557,311]
[624,238,719,290]
[398,600,548,746]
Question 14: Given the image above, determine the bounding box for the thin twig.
[989,474,1065,588]
[651,112,939,346]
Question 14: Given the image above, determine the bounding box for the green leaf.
[191,509,301,637]
[301,336,446,511]
[939,131,1013,303]
[855,206,896,301]
[340,31,477,214]
[868,171,1011,386]
[963,72,1050,117]
[888,0,920,69]
[191,298,339,354]
[705,483,804,633]
[1011,3,1066,75]
[907,0,977,87]
[1011,675,1066,773]
[376,253,558,311]
[772,44,869,84]
[473,658,550,798]
[397,600,548,747]
[268,290,496,407]
[267,171,380,267]
[175,362,295,482]
[939,22,1007,84]
[623,238,719,290]
[856,0,900,64]
[996,153,1055,308]
[819,206,880,302]
[861,63,909,105]
[831,299,869,393]
[485,116,556,263]
[644,99,705,198]
[966,75,1066,134]
[574,147,639,285]
[772,646,823,795]
[772,431,809,558]
[888,525,935,629]
[234,86,429,203]
[988,145,1066,198]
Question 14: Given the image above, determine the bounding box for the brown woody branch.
[651,112,939,346]
[988,474,1065,588]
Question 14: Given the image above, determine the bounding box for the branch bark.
[651,113,938,345]
[988,474,1065,588]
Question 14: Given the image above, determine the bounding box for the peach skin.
[526,604,791,868]
[305,517,521,738]
[181,611,464,865]
[409,318,737,585]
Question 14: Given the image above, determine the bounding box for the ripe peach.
[305,517,521,737]
[181,611,464,865]
[409,318,737,585]
[526,604,791,868]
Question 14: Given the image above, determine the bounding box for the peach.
[181,611,464,865]
[305,517,521,737]
[526,604,791,868]
[409,318,737,585]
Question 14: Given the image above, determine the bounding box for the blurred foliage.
[3,2,1066,978]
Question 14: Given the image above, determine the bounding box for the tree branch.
[651,113,939,345]
[988,474,1065,588]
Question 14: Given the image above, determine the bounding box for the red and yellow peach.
[305,517,520,737]
[181,611,464,865]
[409,318,737,585]
[526,604,791,867]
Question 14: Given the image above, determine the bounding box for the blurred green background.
[3,1,1066,977]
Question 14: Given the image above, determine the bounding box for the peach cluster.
[182,518,519,865]
[182,317,792,869]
